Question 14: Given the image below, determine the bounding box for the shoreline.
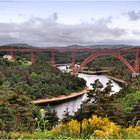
[79,70,110,75]
[32,87,89,104]
[107,75,127,86]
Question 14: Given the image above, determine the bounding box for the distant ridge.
[67,44,139,48]
[0,43,35,48]
[0,43,139,48]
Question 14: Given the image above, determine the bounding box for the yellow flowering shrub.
[51,127,60,135]
[86,115,121,139]
[52,115,121,139]
[125,126,140,136]
[94,130,106,138]
[82,119,89,129]
[52,119,80,138]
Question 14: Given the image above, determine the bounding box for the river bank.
[107,75,127,86]
[32,87,89,104]
[79,70,110,75]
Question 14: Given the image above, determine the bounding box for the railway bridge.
[0,47,139,76]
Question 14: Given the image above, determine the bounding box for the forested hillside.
[0,59,86,99]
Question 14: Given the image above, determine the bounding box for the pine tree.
[127,99,140,126]
[62,108,72,123]
[0,82,35,132]
[45,108,59,130]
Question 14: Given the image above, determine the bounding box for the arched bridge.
[0,47,139,76]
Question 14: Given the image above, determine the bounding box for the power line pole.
[79,104,83,137]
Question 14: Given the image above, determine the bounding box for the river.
[44,65,121,119]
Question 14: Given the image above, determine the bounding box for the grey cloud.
[0,13,139,47]
[93,16,113,24]
[127,10,140,21]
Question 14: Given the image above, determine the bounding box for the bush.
[4,116,140,139]
[125,126,140,139]
[52,115,121,139]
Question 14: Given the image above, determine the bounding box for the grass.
[4,130,140,139]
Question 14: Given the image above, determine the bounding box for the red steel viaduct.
[0,47,139,76]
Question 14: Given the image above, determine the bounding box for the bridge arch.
[72,51,137,76]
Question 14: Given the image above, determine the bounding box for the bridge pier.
[51,48,55,65]
[10,50,14,60]
[134,48,139,73]
[31,50,35,64]
[72,49,75,66]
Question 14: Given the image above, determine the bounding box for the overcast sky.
[0,0,140,47]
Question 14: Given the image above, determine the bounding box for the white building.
[3,55,14,62]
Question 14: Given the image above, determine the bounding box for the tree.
[127,99,140,126]
[0,82,35,132]
[74,79,125,125]
[86,79,104,103]
[0,105,15,133]
[44,107,59,130]
[61,108,72,123]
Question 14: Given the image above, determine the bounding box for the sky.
[0,0,140,47]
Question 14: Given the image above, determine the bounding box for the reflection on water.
[44,65,121,119]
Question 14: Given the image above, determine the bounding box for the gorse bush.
[52,119,80,138]
[88,115,121,138]
[52,115,121,139]
[125,126,140,139]
[126,126,140,135]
